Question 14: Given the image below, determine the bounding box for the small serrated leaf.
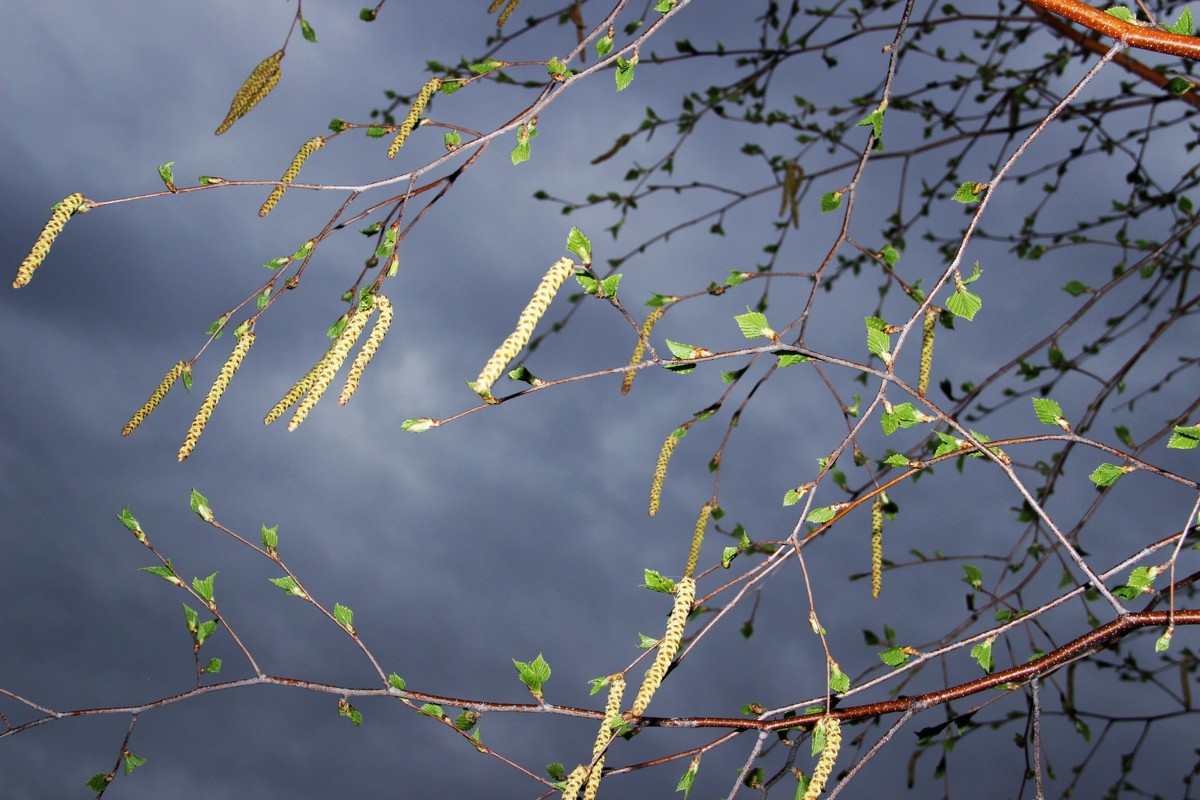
[643,569,677,593]
[566,227,592,263]
[970,638,994,673]
[300,18,317,42]
[615,55,638,91]
[946,286,982,321]
[513,653,551,700]
[952,182,982,203]
[1031,397,1063,425]
[1089,463,1129,487]
[1167,425,1200,450]
[189,489,213,522]
[735,308,776,340]
[334,603,355,632]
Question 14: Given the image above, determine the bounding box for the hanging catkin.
[629,576,694,716]
[387,79,441,159]
[13,193,87,288]
[288,310,371,431]
[178,331,255,461]
[918,306,936,396]
[622,306,665,395]
[581,675,625,800]
[684,503,711,579]
[339,295,393,405]
[123,361,186,436]
[870,497,883,599]
[801,717,842,800]
[259,136,325,216]
[215,50,283,135]
[473,257,574,401]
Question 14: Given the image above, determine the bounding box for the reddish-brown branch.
[1027,0,1200,60]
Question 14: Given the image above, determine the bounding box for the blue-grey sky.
[3,2,1198,798]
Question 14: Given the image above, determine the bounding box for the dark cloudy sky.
[3,2,1198,798]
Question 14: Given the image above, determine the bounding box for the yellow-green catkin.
[648,430,681,517]
[264,339,339,425]
[630,576,695,717]
[14,193,87,289]
[339,295,393,405]
[581,675,625,800]
[496,0,522,26]
[178,331,255,462]
[216,50,283,135]
[871,497,884,600]
[561,765,588,800]
[259,136,325,217]
[918,306,936,396]
[474,257,575,402]
[387,79,442,159]
[684,503,712,579]
[123,361,187,437]
[622,306,665,395]
[287,310,371,431]
[802,717,842,800]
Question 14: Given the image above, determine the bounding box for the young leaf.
[952,182,983,203]
[596,35,614,58]
[189,488,213,522]
[970,638,994,673]
[269,575,307,598]
[389,673,407,691]
[192,572,217,603]
[513,653,551,700]
[401,418,440,433]
[829,662,850,693]
[878,646,909,668]
[777,353,809,367]
[117,506,142,535]
[202,657,222,674]
[1031,397,1064,426]
[615,55,638,91]
[566,227,592,264]
[1167,7,1194,35]
[261,524,279,550]
[141,565,184,586]
[676,755,700,798]
[157,161,177,192]
[334,603,355,633]
[806,506,837,524]
[735,308,777,340]
[643,569,677,593]
[1089,463,1131,487]
[300,18,317,42]
[1167,425,1200,450]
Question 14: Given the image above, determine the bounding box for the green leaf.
[117,506,142,535]
[576,273,600,294]
[181,602,199,634]
[454,709,479,731]
[293,240,315,260]
[359,8,377,21]
[327,314,348,340]
[140,565,184,586]
[269,576,306,597]
[946,286,981,321]
[806,506,837,524]
[440,80,461,95]
[615,55,638,91]
[87,773,111,791]
[513,653,551,700]
[637,632,659,649]
[952,182,983,203]
[1156,630,1173,652]
[189,489,213,523]
[202,657,222,674]
[735,308,776,340]
[566,227,592,263]
[470,59,503,74]
[1167,7,1194,34]
[196,619,218,647]
[1063,280,1089,297]
[777,353,809,367]
[547,57,570,77]
[340,700,363,726]
[884,453,911,467]
[865,317,892,361]
[1104,6,1136,22]
[666,339,702,360]
[157,161,175,186]
[261,524,279,550]
[334,603,355,632]
[401,418,439,433]
[676,757,699,798]
[1089,463,1129,487]
[511,134,532,164]
[1167,425,1200,450]
[878,646,909,667]
[962,564,983,590]
[328,117,348,132]
[970,638,994,673]
[643,569,677,593]
[262,256,290,270]
[880,403,927,435]
[192,572,217,603]
[300,17,317,42]
[181,366,192,391]
[856,107,884,139]
[820,190,843,213]
[655,0,677,11]
[419,702,444,718]
[366,125,387,138]
[596,35,614,58]
[600,274,621,298]
[389,673,407,691]
[829,663,850,693]
[1031,397,1063,426]
[255,286,272,310]
[721,546,739,567]
[782,486,808,506]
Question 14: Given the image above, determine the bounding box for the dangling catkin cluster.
[264,339,339,425]
[473,257,575,401]
[871,497,883,600]
[918,306,936,396]
[684,503,711,580]
[123,361,187,437]
[630,576,694,717]
[622,306,665,395]
[178,331,255,462]
[339,295,393,405]
[493,0,522,26]
[581,675,625,800]
[387,79,442,159]
[648,428,683,517]
[216,50,283,135]
[287,309,372,431]
[259,136,325,216]
[802,717,842,800]
[13,193,87,289]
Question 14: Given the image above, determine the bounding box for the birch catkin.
[474,257,575,401]
[259,136,325,216]
[339,295,393,405]
[387,79,441,159]
[648,430,681,517]
[582,675,625,800]
[123,361,186,437]
[802,717,842,800]
[870,497,883,600]
[264,339,339,425]
[622,306,665,395]
[14,193,87,289]
[287,310,371,431]
[684,503,711,580]
[496,0,522,26]
[561,765,588,800]
[216,50,283,135]
[630,576,694,717]
[918,306,936,396]
[178,331,255,462]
